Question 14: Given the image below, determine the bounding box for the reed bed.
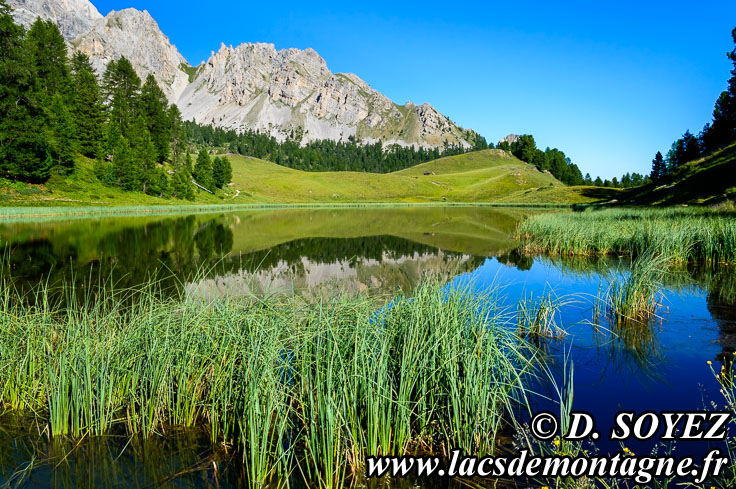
[0,279,537,488]
[518,207,736,264]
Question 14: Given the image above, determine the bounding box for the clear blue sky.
[93,0,736,179]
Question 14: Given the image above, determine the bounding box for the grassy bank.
[1,150,613,208]
[0,279,536,487]
[518,207,736,264]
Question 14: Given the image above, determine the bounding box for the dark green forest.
[184,121,489,173]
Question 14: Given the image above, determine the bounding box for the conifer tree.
[70,52,105,157]
[168,104,185,163]
[650,151,666,183]
[48,93,76,174]
[140,74,170,162]
[26,18,70,98]
[103,57,140,140]
[194,148,213,189]
[212,156,227,188]
[0,1,53,182]
[707,28,736,149]
[113,137,141,191]
[129,115,158,194]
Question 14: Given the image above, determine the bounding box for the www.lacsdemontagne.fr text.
[366,449,729,484]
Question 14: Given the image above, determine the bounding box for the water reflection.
[2,207,736,482]
[0,207,528,301]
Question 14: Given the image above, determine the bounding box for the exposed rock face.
[498,134,521,146]
[177,43,476,147]
[9,0,481,149]
[8,0,102,39]
[70,9,190,101]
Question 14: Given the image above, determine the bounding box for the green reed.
[0,275,537,488]
[517,292,570,340]
[518,207,736,264]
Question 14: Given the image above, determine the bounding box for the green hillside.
[624,142,736,205]
[1,149,610,207]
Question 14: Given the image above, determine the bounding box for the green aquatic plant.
[517,292,570,340]
[605,250,667,326]
[0,275,538,488]
[518,207,736,265]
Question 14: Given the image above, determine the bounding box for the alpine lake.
[1,206,735,488]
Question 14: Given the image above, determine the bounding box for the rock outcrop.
[9,0,482,149]
[177,43,477,147]
[71,9,190,101]
[498,134,521,147]
[8,0,102,39]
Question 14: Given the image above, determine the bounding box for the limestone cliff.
[8,0,101,39]
[10,0,482,149]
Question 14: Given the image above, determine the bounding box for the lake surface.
[1,206,735,487]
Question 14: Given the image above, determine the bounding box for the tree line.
[497,135,585,185]
[650,27,736,183]
[0,2,231,199]
[184,121,491,173]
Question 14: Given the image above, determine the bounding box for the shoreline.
[0,201,584,221]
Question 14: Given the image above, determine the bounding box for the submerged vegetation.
[0,278,536,487]
[519,207,736,264]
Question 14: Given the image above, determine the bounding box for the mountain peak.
[71,6,190,100]
[11,0,481,149]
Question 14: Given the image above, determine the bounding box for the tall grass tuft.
[0,274,537,488]
[518,207,736,265]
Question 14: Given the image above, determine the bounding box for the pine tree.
[184,151,194,174]
[103,57,140,140]
[0,1,54,182]
[129,115,158,193]
[70,51,105,157]
[194,148,213,189]
[26,18,70,98]
[650,151,666,183]
[48,93,76,174]
[681,130,701,163]
[212,156,226,188]
[140,74,170,162]
[112,137,141,191]
[168,104,185,163]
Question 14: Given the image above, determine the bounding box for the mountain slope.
[177,42,480,148]
[8,0,101,39]
[624,143,736,205]
[70,8,190,100]
[2,150,605,207]
[8,0,482,150]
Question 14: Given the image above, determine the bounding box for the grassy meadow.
[1,149,614,209]
[0,279,536,487]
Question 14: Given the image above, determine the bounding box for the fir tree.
[112,137,141,191]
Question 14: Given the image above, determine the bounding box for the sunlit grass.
[519,207,736,264]
[0,276,538,488]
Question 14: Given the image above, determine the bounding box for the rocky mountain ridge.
[8,0,481,149]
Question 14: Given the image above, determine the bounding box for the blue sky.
[92,0,736,179]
